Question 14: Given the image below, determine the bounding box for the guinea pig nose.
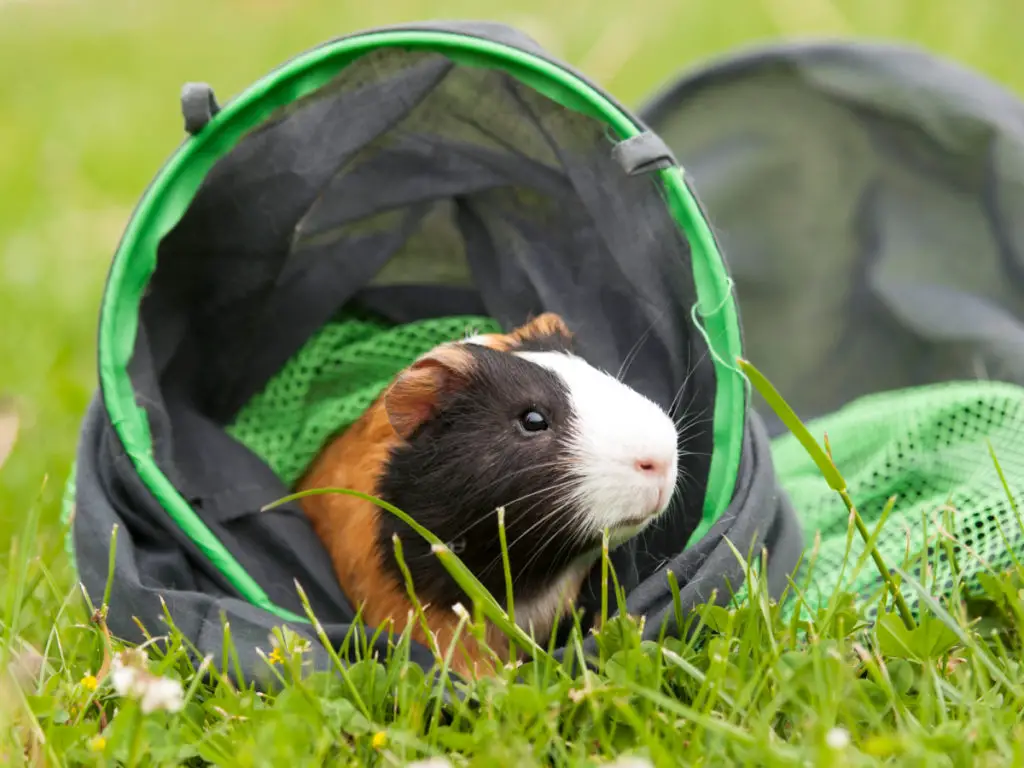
[634,457,668,476]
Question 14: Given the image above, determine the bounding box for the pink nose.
[634,457,669,477]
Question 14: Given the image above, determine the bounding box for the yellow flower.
[80,674,98,691]
[268,647,284,665]
[371,731,387,749]
[88,735,106,752]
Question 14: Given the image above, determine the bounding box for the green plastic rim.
[97,29,746,624]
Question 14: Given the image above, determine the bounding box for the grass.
[3,0,1024,764]
[4,437,1024,767]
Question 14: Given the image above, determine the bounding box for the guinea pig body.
[297,313,680,677]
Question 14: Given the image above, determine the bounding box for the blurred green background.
[1,0,1022,574]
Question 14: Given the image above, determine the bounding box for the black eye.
[518,410,549,433]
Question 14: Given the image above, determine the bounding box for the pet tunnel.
[65,22,800,683]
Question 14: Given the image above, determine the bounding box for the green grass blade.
[736,357,844,491]
[894,566,1024,700]
[264,487,553,665]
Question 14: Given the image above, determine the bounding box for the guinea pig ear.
[509,312,573,345]
[384,345,474,440]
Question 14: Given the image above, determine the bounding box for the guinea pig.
[297,312,680,678]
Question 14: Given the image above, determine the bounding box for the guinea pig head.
[376,313,681,617]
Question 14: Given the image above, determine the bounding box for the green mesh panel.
[774,380,1024,619]
[228,311,502,488]
[229,308,1024,620]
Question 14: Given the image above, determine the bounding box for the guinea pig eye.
[518,409,549,433]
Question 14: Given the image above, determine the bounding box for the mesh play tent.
[64,22,801,683]
[637,40,1024,618]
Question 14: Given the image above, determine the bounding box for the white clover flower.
[406,759,453,768]
[108,649,185,714]
[109,654,146,698]
[139,676,184,715]
[109,663,139,697]
[603,758,654,768]
[825,727,851,750]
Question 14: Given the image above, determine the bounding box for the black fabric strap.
[611,132,678,175]
[181,82,221,135]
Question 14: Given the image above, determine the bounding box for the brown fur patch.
[510,312,573,344]
[470,312,573,351]
[384,344,475,440]
[298,397,510,679]
[298,347,513,678]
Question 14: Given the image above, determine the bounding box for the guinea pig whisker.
[668,345,711,419]
[669,387,688,423]
[670,483,686,505]
[459,462,579,509]
[445,477,580,561]
[674,401,710,428]
[674,420,712,454]
[544,499,595,558]
[631,530,654,562]
[478,496,577,583]
[676,410,712,434]
[493,460,572,483]
[489,494,581,581]
[675,444,700,458]
[494,475,581,513]
[667,362,700,417]
[516,540,568,587]
[673,399,711,432]
[675,452,708,479]
[678,468,696,493]
[501,491,580,556]
[615,312,663,383]
[440,496,544,553]
[433,467,577,545]
[532,516,589,578]
[425,503,499,545]
[511,506,582,587]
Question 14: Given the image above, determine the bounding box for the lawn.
[2,0,1024,765]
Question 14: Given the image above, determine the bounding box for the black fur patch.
[375,342,595,614]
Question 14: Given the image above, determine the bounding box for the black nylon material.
[637,39,1024,431]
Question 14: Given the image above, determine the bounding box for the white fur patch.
[514,350,680,542]
[512,561,592,640]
